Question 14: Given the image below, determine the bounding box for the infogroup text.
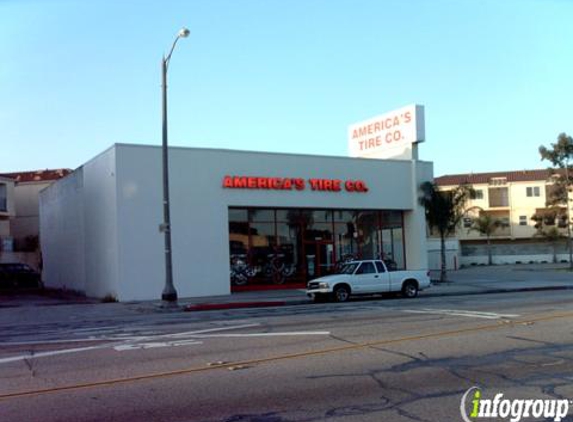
[460,387,571,422]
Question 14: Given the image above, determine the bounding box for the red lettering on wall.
[234,177,248,188]
[222,176,369,193]
[257,177,268,189]
[345,180,369,192]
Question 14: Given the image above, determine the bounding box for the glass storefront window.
[304,223,333,242]
[333,210,356,223]
[381,210,402,228]
[355,211,380,260]
[229,207,405,289]
[381,227,404,270]
[334,222,357,261]
[392,227,405,269]
[276,222,300,277]
[276,209,299,222]
[311,210,333,222]
[229,208,248,222]
[249,222,276,253]
[229,211,251,287]
[249,209,275,222]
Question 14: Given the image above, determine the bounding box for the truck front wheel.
[333,285,351,302]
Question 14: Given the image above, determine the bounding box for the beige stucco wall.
[11,181,52,243]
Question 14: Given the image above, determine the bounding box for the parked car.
[306,259,430,302]
[0,263,42,289]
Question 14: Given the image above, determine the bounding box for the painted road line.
[402,308,520,319]
[112,326,329,351]
[114,340,203,351]
[0,338,113,346]
[157,323,262,338]
[0,324,262,362]
[0,345,110,365]
[189,331,331,338]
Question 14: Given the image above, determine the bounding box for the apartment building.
[0,176,16,251]
[434,169,572,265]
[0,169,71,269]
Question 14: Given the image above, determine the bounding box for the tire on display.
[401,280,418,298]
[333,285,351,302]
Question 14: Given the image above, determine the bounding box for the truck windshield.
[337,263,359,274]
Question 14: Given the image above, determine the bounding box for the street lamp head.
[178,28,190,38]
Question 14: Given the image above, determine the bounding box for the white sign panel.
[348,104,425,160]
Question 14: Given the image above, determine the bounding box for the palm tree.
[531,209,566,263]
[468,213,505,265]
[537,227,564,264]
[419,181,474,282]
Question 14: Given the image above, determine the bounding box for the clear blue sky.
[1,0,571,176]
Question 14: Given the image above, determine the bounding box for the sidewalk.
[1,264,572,317]
[180,263,573,311]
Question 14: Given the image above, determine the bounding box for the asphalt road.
[2,290,573,421]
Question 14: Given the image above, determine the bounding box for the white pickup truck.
[306,260,431,302]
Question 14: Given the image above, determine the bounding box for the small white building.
[40,144,433,301]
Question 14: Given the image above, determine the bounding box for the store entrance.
[304,241,335,279]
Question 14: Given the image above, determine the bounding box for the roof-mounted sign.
[348,104,425,160]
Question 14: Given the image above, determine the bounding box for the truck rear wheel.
[401,280,418,298]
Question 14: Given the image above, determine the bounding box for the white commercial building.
[40,144,432,301]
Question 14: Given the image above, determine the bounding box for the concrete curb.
[423,285,573,298]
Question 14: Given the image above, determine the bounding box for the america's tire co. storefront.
[40,144,433,301]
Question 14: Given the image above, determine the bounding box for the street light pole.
[564,163,573,270]
[161,28,189,303]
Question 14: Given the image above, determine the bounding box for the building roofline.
[112,142,434,165]
[0,169,73,183]
[435,168,564,186]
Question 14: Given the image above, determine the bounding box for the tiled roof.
[434,169,563,186]
[0,169,72,183]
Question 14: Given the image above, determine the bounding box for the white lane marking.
[112,327,330,351]
[190,331,331,338]
[0,324,260,362]
[114,340,203,351]
[68,326,117,333]
[402,308,520,319]
[0,345,108,364]
[1,338,110,346]
[157,324,262,338]
[0,324,331,359]
[0,323,262,347]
